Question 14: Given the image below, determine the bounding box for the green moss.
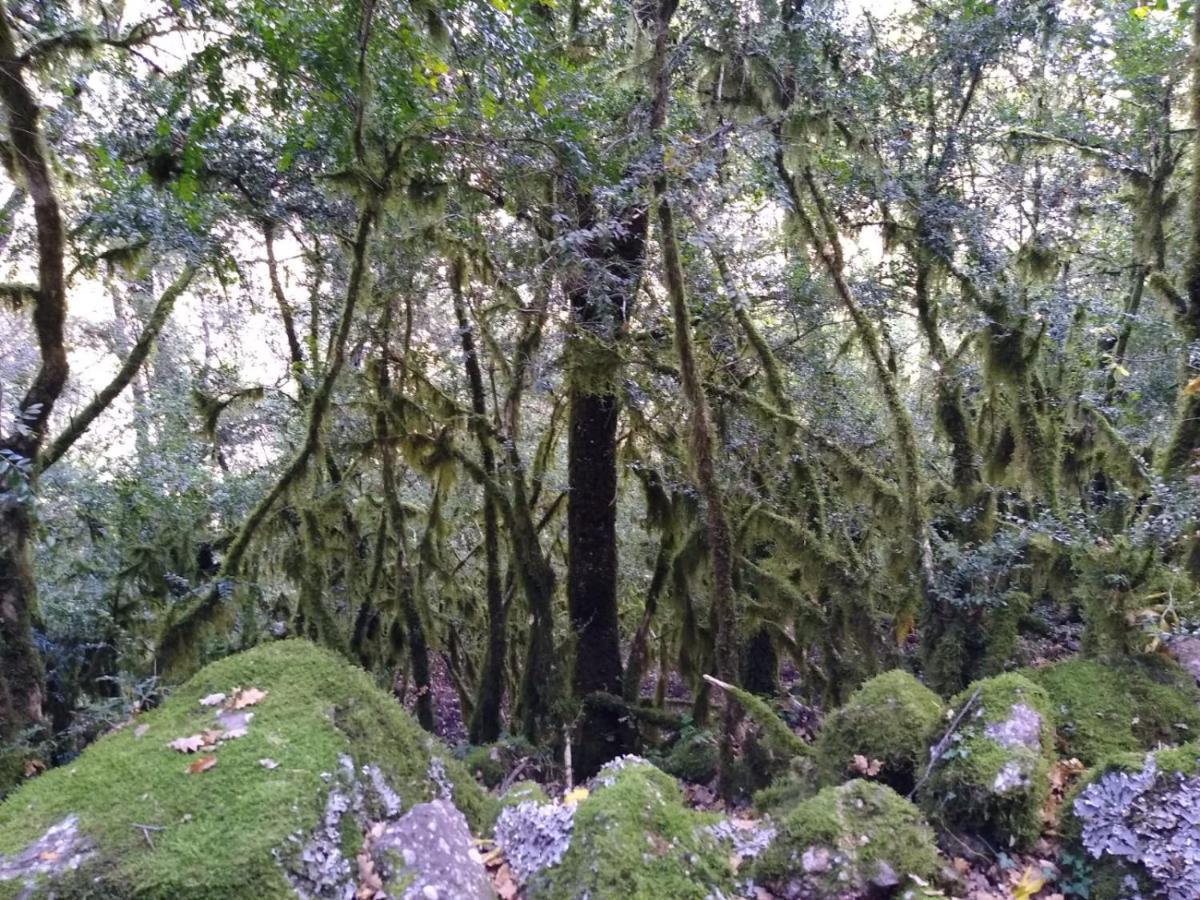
[753,755,819,816]
[0,640,491,899]
[498,779,548,808]
[654,729,718,784]
[918,672,1055,848]
[813,669,943,793]
[528,761,733,899]
[462,744,507,788]
[753,780,939,896]
[1027,657,1200,765]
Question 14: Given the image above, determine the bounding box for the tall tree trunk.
[450,259,507,744]
[0,7,70,737]
[1163,3,1200,478]
[648,0,739,797]
[561,167,648,777]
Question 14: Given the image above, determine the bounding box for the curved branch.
[39,264,198,472]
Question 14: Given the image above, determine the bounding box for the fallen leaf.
[23,759,45,778]
[168,735,206,753]
[563,786,589,807]
[222,726,248,740]
[214,709,253,732]
[494,862,518,900]
[1185,376,1200,396]
[1011,865,1046,900]
[849,754,882,777]
[200,729,224,747]
[187,755,217,774]
[232,687,267,709]
[199,692,226,707]
[258,758,279,770]
[37,850,58,862]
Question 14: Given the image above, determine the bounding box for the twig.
[131,823,164,849]
[908,685,981,800]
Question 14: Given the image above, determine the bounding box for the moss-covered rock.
[813,669,944,793]
[460,736,538,789]
[918,672,1054,848]
[753,779,940,898]
[0,640,493,899]
[1028,656,1200,765]
[1064,743,1200,900]
[498,779,548,808]
[523,757,734,899]
[753,755,820,817]
[654,728,718,784]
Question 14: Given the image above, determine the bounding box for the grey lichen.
[1074,753,1200,900]
[493,800,575,884]
[0,814,94,893]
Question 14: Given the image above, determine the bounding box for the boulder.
[918,672,1054,848]
[753,779,940,899]
[1066,743,1200,900]
[1028,656,1200,765]
[496,756,735,899]
[0,640,492,899]
[369,799,494,900]
[813,669,944,793]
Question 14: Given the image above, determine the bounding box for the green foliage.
[813,669,944,793]
[0,641,491,899]
[1028,657,1200,765]
[919,673,1055,848]
[753,780,940,897]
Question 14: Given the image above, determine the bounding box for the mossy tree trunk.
[0,7,71,737]
[648,0,740,797]
[1163,3,1200,479]
[450,259,508,744]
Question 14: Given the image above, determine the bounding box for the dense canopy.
[3,0,1200,896]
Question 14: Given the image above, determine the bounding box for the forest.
[2,0,1200,897]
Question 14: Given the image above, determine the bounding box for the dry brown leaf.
[199,692,226,707]
[23,759,45,778]
[494,862,518,900]
[232,687,267,709]
[37,850,58,862]
[200,729,224,746]
[849,754,883,777]
[222,726,248,740]
[187,755,217,774]
[168,734,206,754]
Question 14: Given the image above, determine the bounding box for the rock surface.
[372,800,495,900]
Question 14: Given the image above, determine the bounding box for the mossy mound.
[918,672,1054,848]
[460,736,536,789]
[813,669,944,793]
[753,779,940,897]
[0,640,492,899]
[1028,656,1200,765]
[753,755,819,816]
[653,728,718,784]
[498,779,548,808]
[526,758,733,899]
[1064,743,1200,900]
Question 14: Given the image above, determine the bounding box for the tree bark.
[452,259,508,744]
[0,7,70,736]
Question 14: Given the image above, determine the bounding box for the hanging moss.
[813,669,944,794]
